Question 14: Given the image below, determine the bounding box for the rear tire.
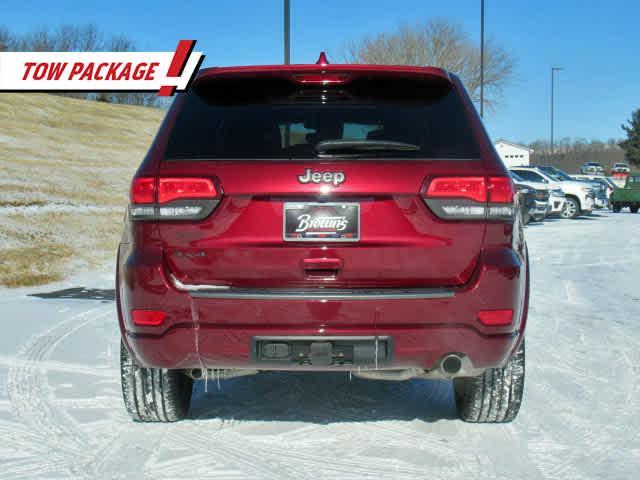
[120,341,193,422]
[454,339,525,423]
[631,205,639,214]
[612,203,621,213]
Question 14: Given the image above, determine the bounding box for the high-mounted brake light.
[423,176,516,221]
[129,177,221,221]
[291,73,351,85]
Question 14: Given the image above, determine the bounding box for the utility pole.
[550,67,563,154]
[480,0,485,118]
[284,0,290,65]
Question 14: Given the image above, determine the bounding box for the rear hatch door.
[158,73,487,289]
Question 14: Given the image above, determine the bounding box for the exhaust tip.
[442,354,463,375]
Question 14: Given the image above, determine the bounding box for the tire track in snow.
[4,304,128,479]
[158,377,460,480]
[0,355,118,378]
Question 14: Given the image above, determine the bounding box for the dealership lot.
[0,213,638,479]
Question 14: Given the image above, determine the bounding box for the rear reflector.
[131,309,166,326]
[158,205,204,217]
[442,205,486,217]
[477,309,513,326]
[131,177,155,204]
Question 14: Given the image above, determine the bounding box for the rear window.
[512,170,546,183]
[164,77,480,160]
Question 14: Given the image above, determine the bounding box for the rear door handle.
[302,257,343,278]
[302,257,344,270]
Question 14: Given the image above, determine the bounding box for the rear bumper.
[118,245,528,373]
[128,325,519,374]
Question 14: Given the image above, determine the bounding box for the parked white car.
[510,166,595,219]
[509,171,566,216]
[580,162,605,175]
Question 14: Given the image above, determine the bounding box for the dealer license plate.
[283,203,360,242]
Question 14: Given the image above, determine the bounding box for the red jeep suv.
[117,55,528,423]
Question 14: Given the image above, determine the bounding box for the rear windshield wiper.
[315,139,420,156]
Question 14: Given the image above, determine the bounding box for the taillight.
[487,177,514,203]
[157,178,217,203]
[423,176,516,221]
[130,177,155,204]
[129,177,221,221]
[426,177,487,202]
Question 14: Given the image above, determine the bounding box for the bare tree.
[530,137,626,173]
[1,23,159,107]
[340,19,516,111]
[109,34,135,53]
[103,34,155,106]
[0,27,12,51]
[13,24,103,52]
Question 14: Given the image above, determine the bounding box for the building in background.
[494,140,533,168]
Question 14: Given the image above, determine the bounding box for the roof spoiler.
[193,61,452,88]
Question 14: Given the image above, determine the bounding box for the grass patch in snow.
[0,244,74,287]
[0,93,164,287]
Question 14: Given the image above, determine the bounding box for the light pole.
[284,0,290,65]
[284,0,291,147]
[550,66,563,154]
[480,0,485,118]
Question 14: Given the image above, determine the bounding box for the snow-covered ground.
[0,212,639,479]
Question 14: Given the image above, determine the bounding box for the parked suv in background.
[510,170,565,216]
[511,166,594,218]
[580,162,605,175]
[117,55,529,424]
[511,171,549,221]
[611,163,630,174]
[537,165,602,210]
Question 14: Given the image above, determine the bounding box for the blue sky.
[4,0,639,144]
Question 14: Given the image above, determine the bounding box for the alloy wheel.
[561,198,579,219]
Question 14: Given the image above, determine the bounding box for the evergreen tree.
[620,109,640,166]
